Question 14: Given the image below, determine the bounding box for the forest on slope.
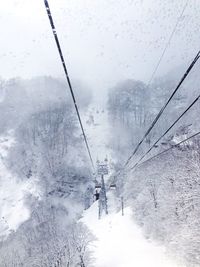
[1,0,200,266]
[107,63,200,267]
[0,77,95,266]
[0,58,200,267]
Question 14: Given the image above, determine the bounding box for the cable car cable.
[131,94,200,169]
[124,50,200,168]
[43,0,95,171]
[131,130,200,170]
[147,0,189,86]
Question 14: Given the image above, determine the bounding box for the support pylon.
[98,174,108,219]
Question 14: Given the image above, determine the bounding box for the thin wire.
[123,0,194,168]
[124,50,200,168]
[132,130,200,170]
[147,0,189,86]
[131,94,200,169]
[43,0,95,171]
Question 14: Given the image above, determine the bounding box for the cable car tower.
[96,157,109,219]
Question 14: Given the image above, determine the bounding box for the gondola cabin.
[110,184,116,189]
[95,184,101,189]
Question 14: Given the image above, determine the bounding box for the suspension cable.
[131,94,200,169]
[43,0,95,171]
[131,130,200,170]
[147,0,189,86]
[124,50,200,168]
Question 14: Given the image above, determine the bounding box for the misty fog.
[0,1,200,267]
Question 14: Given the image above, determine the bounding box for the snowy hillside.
[1,0,200,266]
[0,132,40,240]
[83,96,117,178]
[82,191,180,267]
[84,105,111,161]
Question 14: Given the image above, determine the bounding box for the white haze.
[1,0,200,103]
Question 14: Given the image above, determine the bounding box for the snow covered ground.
[0,132,40,240]
[83,104,113,162]
[81,97,184,267]
[82,192,181,267]
[82,95,116,182]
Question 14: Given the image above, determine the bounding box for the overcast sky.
[0,0,200,94]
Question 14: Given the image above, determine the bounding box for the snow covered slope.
[82,95,116,181]
[0,132,40,240]
[81,98,181,266]
[82,192,181,267]
[84,105,113,161]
